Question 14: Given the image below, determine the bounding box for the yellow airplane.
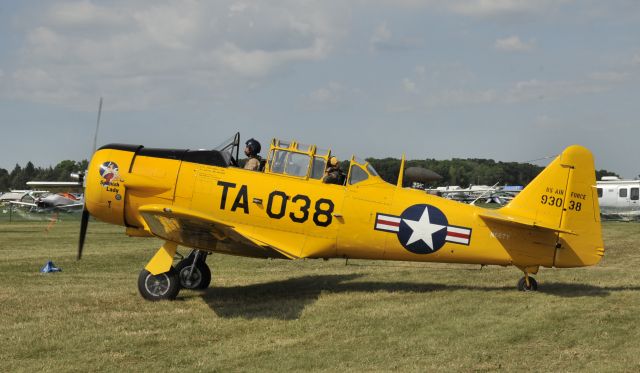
[77,133,604,300]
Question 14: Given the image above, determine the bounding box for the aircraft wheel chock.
[517,276,538,292]
[138,267,180,301]
[175,259,211,290]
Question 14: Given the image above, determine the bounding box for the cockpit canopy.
[265,138,381,186]
[213,132,241,167]
[211,133,382,185]
[267,139,328,179]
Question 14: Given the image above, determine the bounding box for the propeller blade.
[77,97,101,261]
[78,208,90,260]
[92,97,103,154]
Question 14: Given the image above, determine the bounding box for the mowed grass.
[1,220,639,372]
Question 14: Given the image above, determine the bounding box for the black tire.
[175,259,212,290]
[517,276,538,292]
[138,267,180,301]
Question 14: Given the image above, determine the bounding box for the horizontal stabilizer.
[478,210,576,235]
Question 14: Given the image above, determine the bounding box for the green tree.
[0,168,9,191]
[10,164,26,189]
[595,169,620,181]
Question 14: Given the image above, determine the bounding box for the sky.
[0,0,639,178]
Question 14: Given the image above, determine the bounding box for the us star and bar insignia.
[375,204,472,254]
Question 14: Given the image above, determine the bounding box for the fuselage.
[85,144,603,271]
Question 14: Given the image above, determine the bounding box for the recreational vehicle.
[597,177,640,220]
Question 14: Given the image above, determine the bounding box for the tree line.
[0,160,88,191]
[0,158,619,191]
[365,157,618,187]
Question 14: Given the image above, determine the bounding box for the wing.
[59,203,85,207]
[137,204,302,259]
[26,181,82,186]
[9,201,37,207]
[56,203,85,210]
[428,188,496,194]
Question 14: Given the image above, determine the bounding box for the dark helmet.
[245,138,261,155]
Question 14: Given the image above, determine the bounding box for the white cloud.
[494,35,535,52]
[370,22,392,51]
[505,79,607,103]
[448,0,570,17]
[425,89,498,108]
[374,0,570,18]
[534,114,554,128]
[399,74,615,111]
[1,1,348,110]
[218,39,330,77]
[309,81,346,103]
[229,2,249,13]
[588,71,628,83]
[48,0,128,28]
[403,78,418,94]
[369,21,422,51]
[307,81,361,109]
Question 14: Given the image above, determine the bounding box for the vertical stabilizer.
[500,145,604,267]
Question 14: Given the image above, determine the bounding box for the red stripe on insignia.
[447,231,469,239]
[378,219,400,227]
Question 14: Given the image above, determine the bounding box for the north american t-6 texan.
[73,133,604,301]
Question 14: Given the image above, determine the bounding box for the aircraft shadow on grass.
[538,282,640,298]
[195,274,640,320]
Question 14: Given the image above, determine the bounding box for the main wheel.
[517,276,538,292]
[175,259,212,290]
[138,267,180,301]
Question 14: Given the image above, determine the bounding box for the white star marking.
[403,207,446,250]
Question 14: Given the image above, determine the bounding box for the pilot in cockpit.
[323,156,345,185]
[244,138,262,171]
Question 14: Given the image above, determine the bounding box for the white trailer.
[596,177,640,220]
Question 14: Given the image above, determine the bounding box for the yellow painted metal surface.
[145,241,178,275]
[84,141,604,274]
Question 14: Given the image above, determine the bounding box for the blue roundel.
[397,204,449,254]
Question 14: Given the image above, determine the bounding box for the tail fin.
[499,145,604,267]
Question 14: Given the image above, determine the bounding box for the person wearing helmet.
[323,156,345,185]
[244,138,262,171]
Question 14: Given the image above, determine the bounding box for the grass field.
[1,219,639,372]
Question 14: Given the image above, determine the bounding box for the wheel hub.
[179,266,202,288]
[145,273,170,296]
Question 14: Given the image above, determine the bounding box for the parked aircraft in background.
[426,185,523,205]
[1,190,50,204]
[8,192,84,212]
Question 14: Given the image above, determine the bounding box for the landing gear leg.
[515,265,539,292]
[517,273,538,291]
[176,250,212,290]
[138,241,181,301]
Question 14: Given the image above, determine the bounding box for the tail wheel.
[175,259,211,290]
[517,276,538,292]
[138,267,180,301]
